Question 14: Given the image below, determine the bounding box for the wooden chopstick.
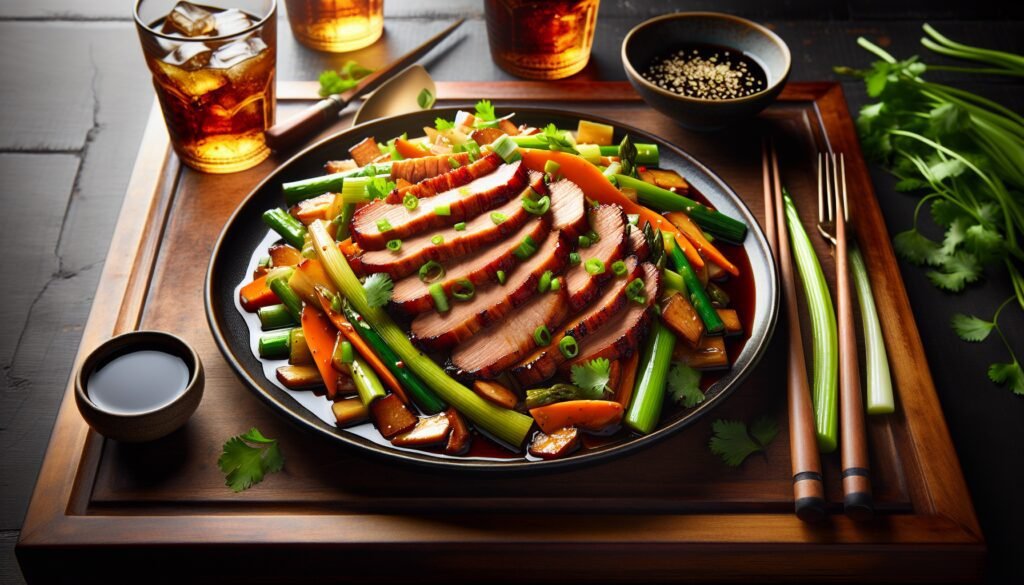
[763,139,826,523]
[830,154,875,520]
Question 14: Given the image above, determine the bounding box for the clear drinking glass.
[285,0,384,53]
[134,0,277,174]
[485,0,600,80]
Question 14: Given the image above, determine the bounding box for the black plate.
[205,107,779,471]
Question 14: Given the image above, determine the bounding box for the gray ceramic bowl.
[622,12,791,131]
[75,331,203,442]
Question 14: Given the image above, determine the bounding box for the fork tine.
[826,153,836,222]
[817,153,825,224]
[840,153,849,223]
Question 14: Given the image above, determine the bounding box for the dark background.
[0,0,1021,582]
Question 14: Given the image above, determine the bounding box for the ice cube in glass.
[166,1,215,37]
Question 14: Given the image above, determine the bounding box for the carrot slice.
[315,290,410,405]
[529,400,624,435]
[614,351,641,408]
[300,306,339,399]
[666,211,739,276]
[520,149,704,270]
[394,138,431,159]
[239,275,278,312]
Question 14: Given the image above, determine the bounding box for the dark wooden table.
[0,1,1020,583]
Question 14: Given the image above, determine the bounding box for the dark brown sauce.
[643,43,768,100]
[87,350,190,414]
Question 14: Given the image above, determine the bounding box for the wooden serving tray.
[17,82,983,583]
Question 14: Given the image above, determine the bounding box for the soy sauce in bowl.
[87,349,190,414]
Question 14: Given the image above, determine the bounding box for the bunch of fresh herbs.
[836,25,1024,395]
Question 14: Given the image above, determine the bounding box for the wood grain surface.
[1,2,1021,584]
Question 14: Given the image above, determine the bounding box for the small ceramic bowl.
[622,12,791,131]
[75,331,203,442]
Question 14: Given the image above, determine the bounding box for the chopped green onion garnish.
[448,157,460,169]
[549,277,561,291]
[586,230,600,244]
[403,193,419,210]
[386,239,402,252]
[491,134,521,163]
[576,143,601,164]
[584,258,606,275]
[626,278,646,303]
[627,214,639,226]
[491,212,507,225]
[434,204,451,216]
[376,218,392,233]
[543,160,560,176]
[431,234,444,246]
[453,139,481,161]
[569,252,581,266]
[611,260,627,277]
[428,282,449,312]
[534,325,551,346]
[454,221,467,231]
[451,278,475,301]
[559,335,579,358]
[522,195,551,215]
[578,235,592,248]
[340,340,354,364]
[419,260,445,283]
[513,235,538,260]
[496,270,506,284]
[538,270,553,293]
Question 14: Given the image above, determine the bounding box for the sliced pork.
[410,230,571,351]
[390,216,550,314]
[564,205,628,311]
[351,161,528,249]
[389,152,473,186]
[448,286,571,381]
[512,257,641,386]
[627,223,649,260]
[548,179,588,236]
[384,152,502,203]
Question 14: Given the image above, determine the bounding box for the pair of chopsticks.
[762,141,876,522]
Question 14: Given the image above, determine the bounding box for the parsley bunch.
[837,27,1024,395]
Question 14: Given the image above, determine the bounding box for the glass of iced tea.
[285,0,384,53]
[134,0,276,174]
[485,0,600,79]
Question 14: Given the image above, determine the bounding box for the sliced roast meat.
[512,257,641,386]
[352,161,528,250]
[448,286,571,381]
[383,152,502,204]
[352,174,546,279]
[564,262,662,370]
[548,179,588,236]
[325,159,357,174]
[390,216,550,314]
[389,152,472,186]
[410,230,571,351]
[627,223,649,260]
[564,205,628,310]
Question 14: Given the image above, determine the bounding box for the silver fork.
[817,152,874,521]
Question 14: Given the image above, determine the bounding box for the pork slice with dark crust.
[352,161,527,250]
[351,173,546,279]
[563,262,662,370]
[389,152,472,186]
[564,205,628,311]
[512,257,640,386]
[390,216,550,314]
[410,230,570,351]
[548,179,588,237]
[448,286,571,381]
[384,152,501,203]
[627,223,649,260]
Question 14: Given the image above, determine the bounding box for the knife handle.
[265,95,347,152]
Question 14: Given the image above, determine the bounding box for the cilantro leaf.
[965,224,1004,264]
[667,362,704,408]
[365,176,396,201]
[893,228,943,266]
[535,123,579,155]
[474,99,496,121]
[435,117,454,131]
[941,217,968,256]
[950,313,994,342]
[931,198,966,226]
[217,427,284,492]
[894,177,928,192]
[988,360,1024,396]
[708,416,777,467]
[928,159,966,182]
[318,60,373,97]
[363,273,394,308]
[570,358,612,397]
[927,251,981,291]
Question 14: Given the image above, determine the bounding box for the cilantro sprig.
[570,358,612,397]
[363,273,394,308]
[667,362,704,408]
[318,60,373,97]
[708,417,778,467]
[535,123,579,155]
[218,427,284,492]
[952,298,1024,395]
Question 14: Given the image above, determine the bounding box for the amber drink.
[135,0,276,173]
[285,0,383,53]
[485,0,599,79]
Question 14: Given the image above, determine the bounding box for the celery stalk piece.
[624,320,676,434]
[783,192,838,453]
[849,243,895,414]
[309,221,534,447]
